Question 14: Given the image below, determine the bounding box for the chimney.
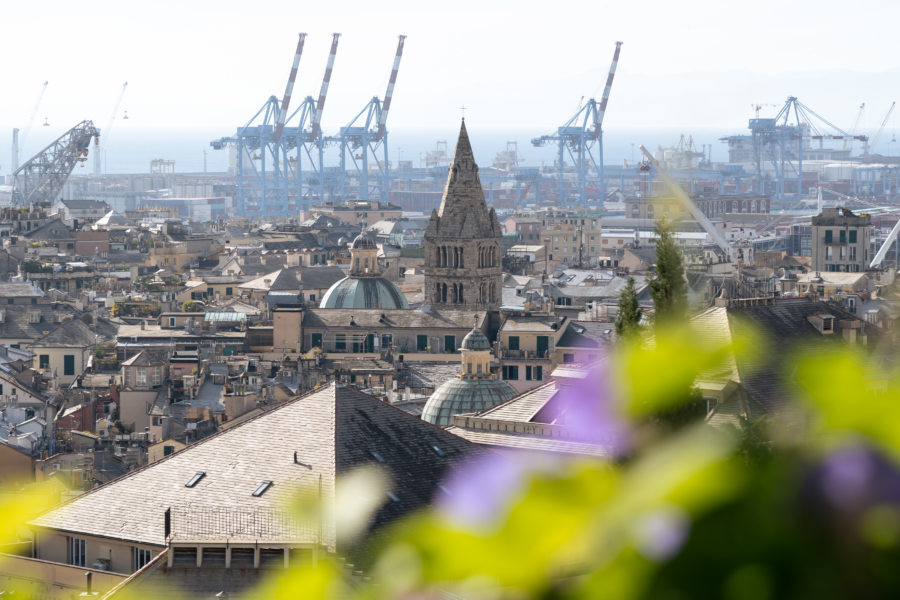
[140,320,146,330]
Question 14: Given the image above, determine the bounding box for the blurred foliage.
[6,320,900,599]
[258,321,900,599]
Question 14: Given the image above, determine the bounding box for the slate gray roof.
[31,384,480,548]
[0,304,79,342]
[31,318,97,348]
[297,266,347,290]
[556,321,613,349]
[0,283,44,298]
[303,308,485,330]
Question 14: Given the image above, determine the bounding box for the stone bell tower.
[423,120,503,310]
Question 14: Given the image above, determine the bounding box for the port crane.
[282,32,341,209]
[12,120,99,206]
[639,145,734,262]
[94,82,128,176]
[866,101,895,155]
[211,34,311,216]
[330,35,406,201]
[750,96,868,200]
[532,41,622,206]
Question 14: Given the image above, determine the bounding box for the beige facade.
[148,438,186,464]
[497,315,566,393]
[0,554,127,598]
[34,528,161,575]
[32,346,90,386]
[810,207,871,273]
[273,308,303,352]
[541,224,603,269]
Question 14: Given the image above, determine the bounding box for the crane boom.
[13,120,99,206]
[273,33,307,143]
[593,41,622,138]
[375,34,406,142]
[21,81,49,151]
[639,145,734,260]
[309,33,341,143]
[870,216,900,269]
[94,82,128,175]
[844,102,865,151]
[868,101,895,155]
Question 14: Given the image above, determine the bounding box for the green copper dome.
[422,377,516,428]
[319,276,409,310]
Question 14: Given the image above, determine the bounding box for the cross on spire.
[460,104,466,120]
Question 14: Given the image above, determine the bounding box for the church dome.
[422,378,516,427]
[319,276,409,309]
[460,328,491,351]
[351,234,377,250]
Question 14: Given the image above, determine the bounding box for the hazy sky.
[2,0,899,139]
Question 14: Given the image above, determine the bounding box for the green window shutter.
[825,230,833,243]
[311,333,322,348]
[849,230,857,243]
[64,355,75,376]
[39,355,49,369]
[508,336,519,351]
[417,335,428,351]
[444,335,455,353]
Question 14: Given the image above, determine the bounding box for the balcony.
[500,348,551,361]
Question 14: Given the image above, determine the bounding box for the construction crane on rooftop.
[330,35,406,201]
[532,41,622,206]
[12,120,99,206]
[94,82,128,176]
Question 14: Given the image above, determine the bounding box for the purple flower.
[551,358,631,455]
[436,451,557,528]
[634,506,690,561]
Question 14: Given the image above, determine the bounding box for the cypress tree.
[649,218,687,324]
[615,277,642,340]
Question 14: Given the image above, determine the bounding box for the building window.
[132,547,152,571]
[63,355,75,376]
[152,368,162,386]
[381,334,392,348]
[309,294,316,302]
[39,355,49,369]
[169,317,176,328]
[417,335,428,352]
[311,333,322,348]
[850,246,857,260]
[335,334,346,351]
[824,230,833,243]
[163,445,175,456]
[225,287,233,296]
[6,299,12,305]
[508,336,519,351]
[67,537,86,567]
[849,230,857,243]
[444,335,456,353]
[839,230,846,243]
[502,365,519,380]
[136,367,147,386]
[534,366,543,381]
[563,353,575,364]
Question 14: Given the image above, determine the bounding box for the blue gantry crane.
[532,41,622,206]
[750,96,868,200]
[329,35,406,201]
